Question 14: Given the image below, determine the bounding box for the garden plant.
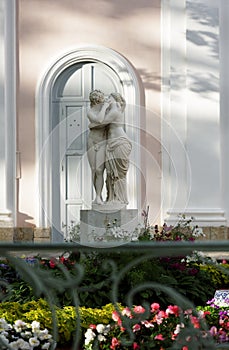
[0,215,228,348]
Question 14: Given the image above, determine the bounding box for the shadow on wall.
[169,1,219,98]
[186,0,219,58]
[137,69,161,91]
[17,212,35,228]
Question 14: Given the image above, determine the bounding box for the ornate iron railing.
[0,240,228,349]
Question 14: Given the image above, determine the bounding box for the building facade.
[0,0,228,242]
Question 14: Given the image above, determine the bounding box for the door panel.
[52,61,123,240]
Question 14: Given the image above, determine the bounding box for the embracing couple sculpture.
[87,89,132,207]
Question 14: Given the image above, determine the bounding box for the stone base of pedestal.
[80,208,138,245]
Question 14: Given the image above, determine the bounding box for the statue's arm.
[87,103,110,124]
[88,122,108,129]
[103,108,120,123]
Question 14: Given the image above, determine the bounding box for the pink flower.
[133,324,141,332]
[112,311,122,326]
[155,334,165,341]
[133,305,146,314]
[122,307,132,318]
[151,303,160,313]
[182,347,189,350]
[112,311,120,322]
[154,310,168,325]
[210,326,218,336]
[110,337,120,349]
[132,342,140,349]
[166,305,180,316]
[190,315,200,328]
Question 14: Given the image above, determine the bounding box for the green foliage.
[0,299,117,345]
[0,251,224,309]
[79,252,216,308]
[199,263,229,289]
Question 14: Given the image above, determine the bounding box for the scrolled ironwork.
[0,241,227,349]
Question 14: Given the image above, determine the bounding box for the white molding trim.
[0,0,17,226]
[161,0,226,227]
[161,0,190,219]
[220,0,229,224]
[36,45,144,228]
[165,209,226,226]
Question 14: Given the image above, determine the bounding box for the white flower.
[96,324,105,333]
[16,339,30,349]
[38,329,52,341]
[8,341,19,349]
[192,227,204,237]
[14,320,27,332]
[98,334,106,342]
[197,310,205,318]
[0,318,10,331]
[22,331,32,338]
[103,325,110,335]
[174,323,185,335]
[29,337,40,347]
[0,334,9,346]
[31,321,40,333]
[84,329,96,345]
[41,342,51,349]
[141,320,154,328]
[14,320,26,328]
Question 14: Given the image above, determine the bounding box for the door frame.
[36,45,144,236]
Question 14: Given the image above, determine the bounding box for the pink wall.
[17,0,161,226]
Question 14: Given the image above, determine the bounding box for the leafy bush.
[0,299,116,345]
[0,251,228,309]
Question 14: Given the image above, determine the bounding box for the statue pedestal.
[80,207,138,245]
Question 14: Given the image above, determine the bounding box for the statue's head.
[110,92,126,112]
[89,90,105,107]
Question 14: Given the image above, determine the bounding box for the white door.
[51,62,123,240]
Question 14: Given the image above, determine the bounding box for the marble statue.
[87,90,110,205]
[87,90,132,206]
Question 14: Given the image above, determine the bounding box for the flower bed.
[0,298,228,349]
[83,301,229,349]
[0,215,228,348]
[0,318,55,349]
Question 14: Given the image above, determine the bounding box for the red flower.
[133,342,140,349]
[204,311,211,316]
[133,324,141,332]
[182,347,189,350]
[155,334,165,341]
[59,256,66,263]
[49,259,56,268]
[89,324,96,330]
[110,337,120,349]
